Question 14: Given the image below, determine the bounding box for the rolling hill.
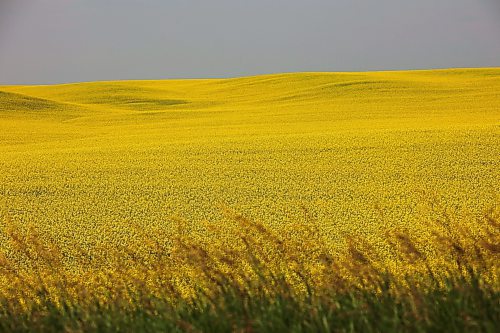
[0,68,499,251]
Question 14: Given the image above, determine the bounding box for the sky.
[0,0,499,84]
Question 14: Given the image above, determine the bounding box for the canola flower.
[0,205,498,312]
[0,68,499,313]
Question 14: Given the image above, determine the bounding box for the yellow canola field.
[0,68,499,260]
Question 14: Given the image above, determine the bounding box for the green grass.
[1,271,498,332]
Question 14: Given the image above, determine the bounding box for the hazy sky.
[1,0,499,84]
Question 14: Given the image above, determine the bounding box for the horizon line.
[1,66,498,87]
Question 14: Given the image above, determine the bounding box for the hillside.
[0,68,499,251]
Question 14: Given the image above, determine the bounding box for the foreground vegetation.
[0,206,498,332]
[2,273,498,332]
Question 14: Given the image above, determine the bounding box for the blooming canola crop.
[0,68,499,259]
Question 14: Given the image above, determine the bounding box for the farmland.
[1,68,499,250]
[0,68,499,331]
